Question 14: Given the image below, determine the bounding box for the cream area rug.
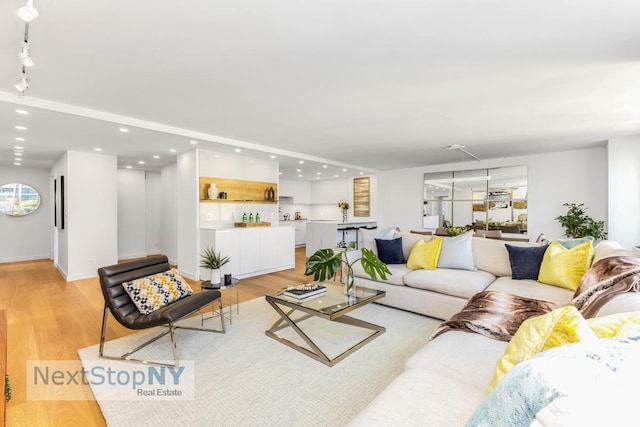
[78,298,440,427]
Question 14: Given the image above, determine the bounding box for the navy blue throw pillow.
[505,244,548,280]
[375,237,405,264]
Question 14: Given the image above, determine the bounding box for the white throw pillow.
[437,230,477,271]
[359,227,398,255]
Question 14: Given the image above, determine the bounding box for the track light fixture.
[17,0,39,23]
[15,71,30,93]
[19,42,34,67]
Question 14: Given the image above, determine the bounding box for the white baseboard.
[0,254,51,264]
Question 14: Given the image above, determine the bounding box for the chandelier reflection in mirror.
[0,183,41,216]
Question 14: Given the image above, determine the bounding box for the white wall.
[51,154,69,276]
[161,163,177,265]
[145,172,162,255]
[0,166,51,262]
[378,147,608,241]
[117,169,146,259]
[62,151,118,281]
[608,136,640,249]
[176,150,199,279]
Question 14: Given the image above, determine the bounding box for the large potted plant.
[200,248,231,285]
[555,203,607,240]
[304,248,391,296]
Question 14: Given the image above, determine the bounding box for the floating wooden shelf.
[200,199,277,204]
[199,177,278,204]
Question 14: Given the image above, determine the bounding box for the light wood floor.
[1,248,315,427]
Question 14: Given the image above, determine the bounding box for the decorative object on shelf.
[266,186,275,201]
[489,221,502,230]
[234,222,271,227]
[208,183,218,200]
[338,201,350,223]
[446,227,466,236]
[555,203,607,239]
[219,191,227,199]
[200,247,231,285]
[304,247,390,296]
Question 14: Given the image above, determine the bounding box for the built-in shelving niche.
[199,177,278,204]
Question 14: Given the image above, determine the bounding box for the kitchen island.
[305,220,376,257]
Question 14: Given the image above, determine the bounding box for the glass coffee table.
[265,283,386,366]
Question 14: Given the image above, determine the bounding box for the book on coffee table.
[283,284,327,300]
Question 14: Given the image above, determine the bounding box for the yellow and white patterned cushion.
[122,268,194,315]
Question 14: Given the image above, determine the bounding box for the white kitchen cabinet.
[310,178,350,204]
[279,179,311,204]
[295,221,307,246]
[199,227,295,279]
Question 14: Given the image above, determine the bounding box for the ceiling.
[2,1,640,180]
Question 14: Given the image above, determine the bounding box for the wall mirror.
[423,165,528,235]
[0,183,41,217]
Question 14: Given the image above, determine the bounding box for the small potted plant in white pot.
[200,247,230,285]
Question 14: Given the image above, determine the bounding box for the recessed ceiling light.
[322,165,328,168]
[334,175,339,178]
[138,161,145,164]
[153,155,160,159]
[189,140,198,145]
[298,174,302,178]
[14,146,24,150]
[316,172,321,175]
[119,128,129,133]
[15,137,25,142]
[15,158,22,162]
[215,154,221,158]
[316,177,320,180]
[296,169,301,172]
[278,171,282,175]
[14,152,23,157]
[270,155,276,159]
[14,162,21,166]
[234,148,242,152]
[298,160,304,164]
[169,149,176,153]
[15,126,27,130]
[16,109,29,115]
[94,148,102,152]
[126,165,132,169]
[249,160,255,163]
[360,172,364,175]
[342,168,347,172]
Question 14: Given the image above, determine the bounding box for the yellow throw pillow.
[587,312,640,338]
[538,240,594,290]
[407,237,443,270]
[487,306,596,394]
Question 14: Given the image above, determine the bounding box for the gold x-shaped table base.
[265,299,386,367]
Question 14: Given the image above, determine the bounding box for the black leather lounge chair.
[98,255,225,368]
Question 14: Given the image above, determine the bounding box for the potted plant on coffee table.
[200,247,231,285]
[304,247,391,296]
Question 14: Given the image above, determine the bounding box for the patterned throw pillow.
[122,268,194,315]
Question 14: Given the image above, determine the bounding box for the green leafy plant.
[446,227,466,236]
[555,203,607,239]
[199,248,231,270]
[5,374,11,403]
[304,248,391,293]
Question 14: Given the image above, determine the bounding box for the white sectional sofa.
[347,232,640,426]
[350,231,575,320]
